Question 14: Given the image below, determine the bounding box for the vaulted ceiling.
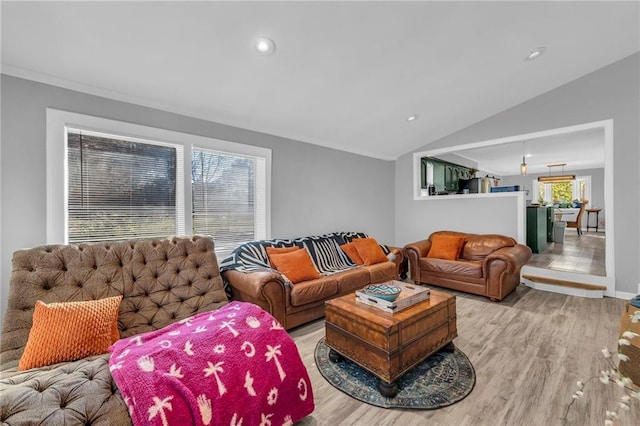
[2,1,638,160]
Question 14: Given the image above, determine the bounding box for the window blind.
[67,131,178,242]
[192,148,260,258]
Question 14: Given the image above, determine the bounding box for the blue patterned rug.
[314,338,475,409]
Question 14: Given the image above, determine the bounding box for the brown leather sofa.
[403,230,532,301]
[221,233,404,329]
[0,236,228,425]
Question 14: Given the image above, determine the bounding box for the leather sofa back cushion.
[462,235,516,261]
[19,296,122,370]
[269,248,320,284]
[352,238,388,265]
[427,235,465,260]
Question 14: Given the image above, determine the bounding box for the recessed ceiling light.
[525,47,546,61]
[407,114,419,122]
[255,37,276,55]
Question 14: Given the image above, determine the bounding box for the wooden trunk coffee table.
[324,289,457,397]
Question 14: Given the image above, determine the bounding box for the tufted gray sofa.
[0,235,228,425]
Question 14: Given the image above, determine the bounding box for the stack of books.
[355,281,430,313]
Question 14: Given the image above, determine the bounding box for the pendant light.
[520,141,528,175]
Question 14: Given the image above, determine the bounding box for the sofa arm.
[483,244,532,275]
[403,240,432,282]
[221,270,288,326]
[387,246,405,278]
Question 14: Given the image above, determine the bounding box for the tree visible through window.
[191,149,256,255]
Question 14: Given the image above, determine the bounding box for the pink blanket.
[109,302,314,426]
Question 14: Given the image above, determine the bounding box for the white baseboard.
[616,291,637,300]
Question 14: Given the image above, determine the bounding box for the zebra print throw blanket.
[219,232,392,286]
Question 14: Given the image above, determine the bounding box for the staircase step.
[522,274,607,291]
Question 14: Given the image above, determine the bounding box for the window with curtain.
[67,130,180,242]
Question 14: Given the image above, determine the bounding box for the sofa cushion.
[19,296,122,371]
[420,258,483,279]
[352,238,388,265]
[461,234,516,261]
[290,277,338,306]
[335,268,370,293]
[427,234,465,260]
[366,261,397,283]
[0,354,132,425]
[269,248,320,284]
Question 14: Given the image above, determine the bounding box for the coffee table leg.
[328,349,344,363]
[442,342,455,353]
[377,380,398,398]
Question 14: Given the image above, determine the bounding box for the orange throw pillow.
[266,246,301,257]
[340,242,364,265]
[18,295,122,370]
[352,238,388,266]
[427,235,465,260]
[268,248,320,284]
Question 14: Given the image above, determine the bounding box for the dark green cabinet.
[526,207,547,254]
[546,207,554,242]
[421,157,474,192]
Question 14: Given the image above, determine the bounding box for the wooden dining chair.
[566,200,588,235]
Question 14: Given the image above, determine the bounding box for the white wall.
[395,53,639,294]
[0,75,395,326]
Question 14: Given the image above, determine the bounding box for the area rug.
[314,338,475,409]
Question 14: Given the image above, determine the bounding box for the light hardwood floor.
[289,284,638,426]
[527,230,606,277]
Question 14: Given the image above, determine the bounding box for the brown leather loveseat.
[220,232,404,329]
[403,230,532,301]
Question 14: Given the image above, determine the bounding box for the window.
[533,177,590,205]
[67,130,181,242]
[191,148,267,256]
[47,109,271,258]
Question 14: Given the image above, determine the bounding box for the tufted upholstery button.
[207,275,213,280]
[171,313,176,319]
[132,276,137,283]
[179,297,185,303]
[187,280,192,286]
[77,282,83,288]
[92,265,97,270]
[118,261,123,267]
[62,265,67,272]
[176,268,181,274]
[153,273,158,279]
[143,291,149,296]
[147,320,153,326]
[43,283,51,290]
